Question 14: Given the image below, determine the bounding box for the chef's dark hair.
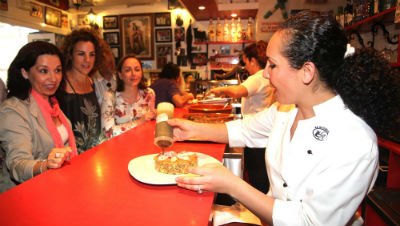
[279,10,400,137]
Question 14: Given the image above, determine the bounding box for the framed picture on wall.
[154,12,171,26]
[44,7,61,27]
[120,13,154,60]
[111,46,120,62]
[29,3,43,18]
[103,32,119,45]
[155,28,172,43]
[103,15,118,29]
[156,44,173,69]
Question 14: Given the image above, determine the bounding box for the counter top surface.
[0,108,225,226]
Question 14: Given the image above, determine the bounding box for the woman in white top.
[101,54,156,139]
[210,41,274,117]
[168,11,400,225]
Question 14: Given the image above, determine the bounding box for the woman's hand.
[143,109,156,121]
[47,147,73,169]
[167,118,198,141]
[175,163,239,194]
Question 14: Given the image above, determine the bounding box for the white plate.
[128,153,221,185]
[198,97,230,104]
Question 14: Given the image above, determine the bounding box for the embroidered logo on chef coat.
[312,126,329,141]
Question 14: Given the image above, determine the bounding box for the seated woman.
[101,54,156,139]
[57,28,105,153]
[150,63,194,107]
[0,41,77,193]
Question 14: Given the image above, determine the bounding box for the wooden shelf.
[344,7,397,32]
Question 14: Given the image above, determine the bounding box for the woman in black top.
[57,28,106,153]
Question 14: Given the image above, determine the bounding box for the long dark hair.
[7,41,63,100]
[115,54,147,92]
[279,10,400,136]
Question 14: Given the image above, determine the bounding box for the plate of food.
[183,113,235,123]
[198,97,230,104]
[128,151,221,185]
[188,104,233,114]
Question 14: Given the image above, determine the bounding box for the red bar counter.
[0,109,225,226]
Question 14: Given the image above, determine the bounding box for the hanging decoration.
[264,0,288,20]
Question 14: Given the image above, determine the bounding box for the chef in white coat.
[168,10,400,226]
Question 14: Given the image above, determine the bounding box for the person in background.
[0,41,77,193]
[101,54,156,139]
[150,63,194,107]
[93,39,117,105]
[169,11,400,225]
[57,28,105,154]
[0,78,6,104]
[210,41,274,194]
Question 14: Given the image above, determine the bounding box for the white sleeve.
[226,105,276,148]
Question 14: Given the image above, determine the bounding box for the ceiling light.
[231,13,237,18]
[198,6,206,10]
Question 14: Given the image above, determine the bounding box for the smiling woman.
[100,54,156,139]
[56,28,106,154]
[0,41,77,193]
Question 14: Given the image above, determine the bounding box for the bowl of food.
[188,104,233,114]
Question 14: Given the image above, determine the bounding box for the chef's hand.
[209,87,226,97]
[47,147,72,169]
[167,118,199,141]
[175,163,240,194]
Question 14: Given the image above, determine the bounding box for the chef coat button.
[283,182,287,187]
[307,150,312,154]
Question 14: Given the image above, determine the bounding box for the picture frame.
[154,12,171,26]
[168,0,182,10]
[174,27,185,42]
[0,0,8,11]
[110,46,120,60]
[44,7,61,27]
[103,32,120,45]
[191,52,208,66]
[156,44,173,69]
[30,3,43,18]
[61,13,68,29]
[155,28,172,43]
[103,15,119,29]
[120,13,154,60]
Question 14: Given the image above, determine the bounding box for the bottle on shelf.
[230,18,237,42]
[216,17,223,42]
[237,17,243,41]
[208,18,216,41]
[344,0,353,26]
[336,6,345,27]
[246,17,254,41]
[223,18,231,42]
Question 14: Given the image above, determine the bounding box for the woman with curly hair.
[100,54,156,139]
[0,41,76,193]
[169,11,400,225]
[56,28,105,154]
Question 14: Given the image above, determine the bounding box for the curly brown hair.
[60,28,101,74]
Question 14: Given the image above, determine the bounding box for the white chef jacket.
[226,95,379,226]
[240,69,274,117]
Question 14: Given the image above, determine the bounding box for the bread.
[154,151,198,175]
